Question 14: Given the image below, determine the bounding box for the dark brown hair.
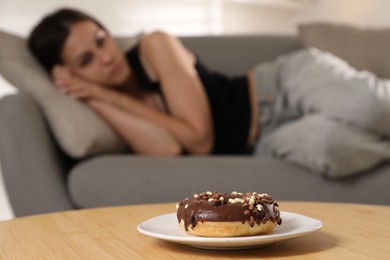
[28,8,105,72]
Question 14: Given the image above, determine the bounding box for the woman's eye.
[96,32,106,47]
[97,37,105,47]
[80,54,93,67]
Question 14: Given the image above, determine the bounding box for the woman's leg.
[254,114,390,178]
[277,48,390,135]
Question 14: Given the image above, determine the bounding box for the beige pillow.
[0,30,139,158]
[298,23,390,79]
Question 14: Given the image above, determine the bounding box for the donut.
[176,191,282,237]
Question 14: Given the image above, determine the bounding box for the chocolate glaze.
[176,191,282,231]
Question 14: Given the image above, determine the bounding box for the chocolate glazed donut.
[176,191,282,237]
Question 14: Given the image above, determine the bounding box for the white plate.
[137,211,323,250]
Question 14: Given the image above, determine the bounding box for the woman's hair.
[28,8,105,72]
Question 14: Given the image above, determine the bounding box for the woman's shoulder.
[138,31,196,67]
[140,30,174,41]
[117,30,173,53]
[138,30,178,51]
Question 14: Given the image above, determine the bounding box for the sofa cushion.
[68,156,314,208]
[298,23,390,79]
[0,30,140,158]
[68,155,390,208]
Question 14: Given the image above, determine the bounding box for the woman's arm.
[78,84,213,155]
[52,32,215,154]
[87,99,182,156]
[138,31,214,154]
[52,65,183,156]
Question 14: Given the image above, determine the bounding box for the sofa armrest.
[0,93,74,216]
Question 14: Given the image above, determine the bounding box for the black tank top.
[127,45,251,154]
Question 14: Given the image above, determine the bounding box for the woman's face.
[60,20,130,87]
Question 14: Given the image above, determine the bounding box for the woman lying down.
[28,8,390,178]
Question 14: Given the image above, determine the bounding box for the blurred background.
[1,0,390,37]
[2,0,390,221]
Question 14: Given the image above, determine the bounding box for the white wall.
[294,0,390,28]
[0,163,14,221]
[222,1,303,35]
[221,0,390,35]
[0,0,222,37]
[0,76,17,221]
[2,0,390,38]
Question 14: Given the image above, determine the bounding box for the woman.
[28,8,258,156]
[29,8,390,176]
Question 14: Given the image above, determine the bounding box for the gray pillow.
[0,30,139,158]
[298,23,390,79]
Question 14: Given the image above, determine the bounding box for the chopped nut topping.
[229,198,244,204]
[185,204,189,209]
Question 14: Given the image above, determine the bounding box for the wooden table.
[0,201,389,259]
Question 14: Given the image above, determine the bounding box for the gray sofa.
[1,34,390,218]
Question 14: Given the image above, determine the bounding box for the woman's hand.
[51,65,104,100]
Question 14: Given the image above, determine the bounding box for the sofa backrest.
[180,35,302,76]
